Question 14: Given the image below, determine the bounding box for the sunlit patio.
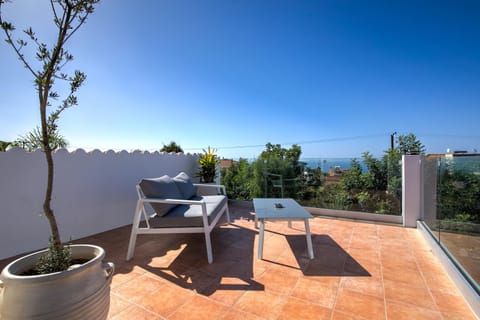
[2,201,474,320]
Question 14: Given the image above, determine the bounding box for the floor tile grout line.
[164,292,199,319]
[381,227,450,319]
[108,292,135,320]
[412,230,447,319]
[378,224,389,320]
[329,225,354,320]
[110,292,167,320]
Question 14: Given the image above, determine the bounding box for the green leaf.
[1,21,14,31]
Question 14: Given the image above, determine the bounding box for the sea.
[243,157,369,172]
[242,155,480,174]
[300,157,367,171]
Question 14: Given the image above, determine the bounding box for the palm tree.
[160,141,184,153]
[0,140,12,152]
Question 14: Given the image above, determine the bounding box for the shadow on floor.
[118,224,264,296]
[263,232,371,277]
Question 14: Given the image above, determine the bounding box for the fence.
[0,148,199,259]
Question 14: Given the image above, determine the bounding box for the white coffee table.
[253,198,314,260]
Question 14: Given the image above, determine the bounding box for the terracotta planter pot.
[0,244,114,320]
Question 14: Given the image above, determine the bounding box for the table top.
[253,198,313,219]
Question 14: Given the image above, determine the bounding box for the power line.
[183,133,387,151]
[183,133,480,152]
[416,133,480,139]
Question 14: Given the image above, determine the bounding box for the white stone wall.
[0,148,199,259]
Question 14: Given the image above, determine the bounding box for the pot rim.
[1,244,105,282]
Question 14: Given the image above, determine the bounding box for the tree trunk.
[39,85,62,247]
[37,3,73,247]
[43,147,61,246]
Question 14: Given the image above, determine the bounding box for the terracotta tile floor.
[1,202,477,319]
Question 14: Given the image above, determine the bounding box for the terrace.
[2,201,475,319]
[0,150,478,319]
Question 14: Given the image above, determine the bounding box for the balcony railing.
[221,156,403,216]
[423,154,480,295]
[221,153,480,299]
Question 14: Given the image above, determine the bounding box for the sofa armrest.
[140,197,206,206]
[140,197,209,220]
[193,183,226,196]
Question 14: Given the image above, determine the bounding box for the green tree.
[315,183,349,210]
[221,158,254,200]
[384,148,402,198]
[397,133,425,155]
[438,160,480,224]
[316,149,403,213]
[253,143,302,198]
[160,141,183,153]
[362,152,387,190]
[357,151,401,213]
[340,158,364,191]
[1,0,100,272]
[261,143,302,164]
[335,158,368,210]
[0,140,12,151]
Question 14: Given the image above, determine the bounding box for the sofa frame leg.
[204,231,213,264]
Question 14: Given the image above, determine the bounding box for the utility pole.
[390,132,397,150]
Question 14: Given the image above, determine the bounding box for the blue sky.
[1,0,479,159]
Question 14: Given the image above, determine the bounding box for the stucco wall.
[0,148,199,259]
[402,155,422,227]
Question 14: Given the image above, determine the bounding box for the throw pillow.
[139,175,182,216]
[173,172,196,199]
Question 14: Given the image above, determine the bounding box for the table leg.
[258,219,265,259]
[304,219,314,259]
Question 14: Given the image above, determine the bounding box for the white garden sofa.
[126,172,230,264]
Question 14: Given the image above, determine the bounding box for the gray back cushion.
[139,175,183,216]
[173,172,196,199]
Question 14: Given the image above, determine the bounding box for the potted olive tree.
[0,1,114,319]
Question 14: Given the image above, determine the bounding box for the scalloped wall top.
[1,147,200,156]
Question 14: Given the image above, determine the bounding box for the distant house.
[324,166,349,186]
[445,150,479,158]
[426,151,480,160]
[425,154,445,159]
[220,158,238,169]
